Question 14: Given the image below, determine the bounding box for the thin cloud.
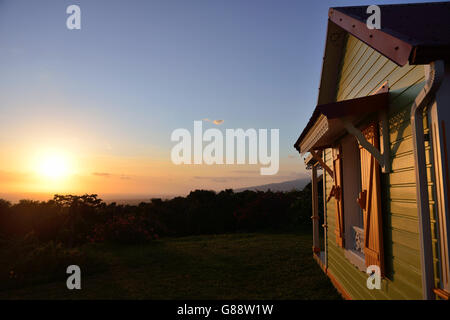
[92,172,132,180]
[193,176,245,183]
[202,118,224,125]
[92,172,131,180]
[231,170,259,175]
[92,172,111,178]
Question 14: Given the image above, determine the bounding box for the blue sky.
[0,0,441,197]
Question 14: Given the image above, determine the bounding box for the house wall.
[322,34,439,299]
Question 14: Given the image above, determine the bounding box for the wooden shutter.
[358,123,384,274]
[332,146,345,248]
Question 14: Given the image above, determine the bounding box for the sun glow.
[36,151,72,180]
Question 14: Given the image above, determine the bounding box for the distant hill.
[234,178,310,193]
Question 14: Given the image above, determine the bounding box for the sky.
[0,0,439,201]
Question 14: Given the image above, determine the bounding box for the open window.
[331,123,385,275]
[340,135,365,270]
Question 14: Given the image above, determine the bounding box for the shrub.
[234,191,293,231]
[0,186,316,244]
[88,214,159,244]
[0,233,106,291]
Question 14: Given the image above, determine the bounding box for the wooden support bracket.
[310,150,334,178]
[340,119,390,173]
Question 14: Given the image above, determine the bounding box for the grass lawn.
[0,231,341,299]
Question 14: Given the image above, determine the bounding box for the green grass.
[0,231,341,299]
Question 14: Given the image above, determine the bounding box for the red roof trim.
[328,8,413,66]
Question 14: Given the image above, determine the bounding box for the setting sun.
[37,152,71,179]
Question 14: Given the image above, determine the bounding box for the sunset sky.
[0,0,435,201]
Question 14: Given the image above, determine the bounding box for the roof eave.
[328,7,413,66]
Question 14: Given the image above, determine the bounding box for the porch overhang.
[294,92,389,154]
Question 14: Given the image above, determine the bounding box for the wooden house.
[294,2,450,300]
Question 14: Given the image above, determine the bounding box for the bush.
[0,186,316,245]
[0,233,106,291]
[87,214,159,245]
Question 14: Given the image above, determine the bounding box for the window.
[340,135,365,270]
[330,123,385,275]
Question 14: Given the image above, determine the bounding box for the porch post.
[312,163,320,253]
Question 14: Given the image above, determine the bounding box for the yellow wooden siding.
[321,34,437,299]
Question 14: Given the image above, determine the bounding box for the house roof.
[330,2,450,66]
[294,2,450,152]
